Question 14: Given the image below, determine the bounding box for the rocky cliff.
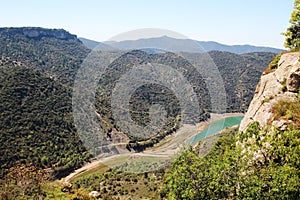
[239,52,300,132]
[0,27,79,41]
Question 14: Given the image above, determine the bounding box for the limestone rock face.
[0,27,78,41]
[239,52,300,132]
[23,28,77,40]
[89,191,100,198]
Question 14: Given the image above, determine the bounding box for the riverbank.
[62,113,244,182]
[189,114,244,145]
[210,112,244,120]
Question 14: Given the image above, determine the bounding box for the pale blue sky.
[0,0,294,48]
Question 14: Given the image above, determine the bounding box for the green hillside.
[0,67,91,179]
[94,50,274,151]
[0,27,90,85]
[0,27,274,180]
[209,51,275,111]
[0,27,92,179]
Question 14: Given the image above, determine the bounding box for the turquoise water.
[190,116,244,145]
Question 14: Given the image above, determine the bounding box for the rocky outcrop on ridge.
[0,27,79,41]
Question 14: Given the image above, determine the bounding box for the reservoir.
[190,116,244,145]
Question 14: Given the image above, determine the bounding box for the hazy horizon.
[80,34,284,50]
[0,1,294,49]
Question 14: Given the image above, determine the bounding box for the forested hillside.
[163,52,300,199]
[208,51,275,111]
[0,27,90,85]
[0,27,92,179]
[0,67,91,178]
[0,27,275,180]
[95,50,274,151]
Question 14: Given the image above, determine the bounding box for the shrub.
[268,53,282,70]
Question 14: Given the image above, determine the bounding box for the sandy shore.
[209,112,244,121]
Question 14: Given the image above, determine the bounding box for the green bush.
[268,53,282,70]
[163,125,300,199]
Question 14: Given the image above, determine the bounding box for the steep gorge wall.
[239,52,300,132]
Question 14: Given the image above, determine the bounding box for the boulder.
[61,182,72,192]
[89,191,100,198]
[287,68,300,92]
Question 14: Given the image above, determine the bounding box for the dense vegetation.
[0,0,296,197]
[163,123,300,199]
[95,50,210,152]
[0,27,276,194]
[0,27,90,85]
[3,118,297,199]
[0,28,92,179]
[0,27,275,179]
[162,93,300,199]
[61,99,300,200]
[0,67,91,179]
[208,51,274,112]
[95,50,274,151]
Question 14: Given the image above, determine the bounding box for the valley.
[0,27,274,179]
[0,24,298,200]
[63,112,244,182]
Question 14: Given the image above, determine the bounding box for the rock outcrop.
[239,52,300,132]
[0,27,79,41]
[89,191,100,198]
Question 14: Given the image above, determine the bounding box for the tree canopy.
[284,0,300,49]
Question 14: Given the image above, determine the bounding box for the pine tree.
[284,0,300,49]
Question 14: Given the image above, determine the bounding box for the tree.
[284,0,300,49]
[162,126,300,199]
[162,134,242,200]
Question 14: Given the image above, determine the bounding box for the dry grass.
[271,99,300,128]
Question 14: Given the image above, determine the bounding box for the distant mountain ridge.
[197,41,284,54]
[80,36,284,54]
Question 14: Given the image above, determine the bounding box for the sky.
[0,0,295,48]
